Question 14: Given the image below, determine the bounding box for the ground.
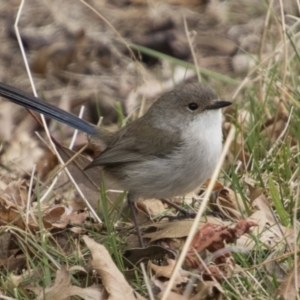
[0,0,299,299]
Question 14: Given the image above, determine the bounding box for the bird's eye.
[188,103,198,111]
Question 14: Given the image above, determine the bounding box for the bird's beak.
[206,100,232,110]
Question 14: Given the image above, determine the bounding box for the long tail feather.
[0,82,98,135]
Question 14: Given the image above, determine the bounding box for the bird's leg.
[127,193,144,248]
[160,198,196,219]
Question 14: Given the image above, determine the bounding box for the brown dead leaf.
[68,210,89,225]
[202,181,245,220]
[245,183,297,251]
[237,210,296,251]
[0,179,43,229]
[186,221,256,269]
[7,273,25,288]
[143,217,230,243]
[82,235,146,300]
[3,271,29,297]
[136,198,168,218]
[43,205,88,229]
[235,220,257,237]
[151,259,190,297]
[2,179,27,207]
[0,252,26,272]
[252,193,276,223]
[0,179,88,231]
[43,206,66,225]
[152,261,224,298]
[134,198,169,229]
[0,180,33,229]
[0,196,27,229]
[4,268,59,297]
[150,258,188,285]
[246,178,264,203]
[2,131,44,175]
[209,187,245,220]
[36,267,102,300]
[236,210,269,250]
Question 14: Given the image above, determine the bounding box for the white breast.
[177,109,222,194]
[123,109,223,200]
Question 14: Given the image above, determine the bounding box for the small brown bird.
[0,82,231,246]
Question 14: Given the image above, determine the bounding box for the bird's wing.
[85,122,183,168]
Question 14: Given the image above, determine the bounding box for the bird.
[0,81,231,246]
